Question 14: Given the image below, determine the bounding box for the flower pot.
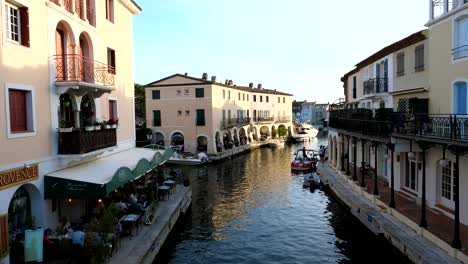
[105,125,111,129]
[85,126,94,131]
[94,126,101,130]
[59,127,73,133]
[111,124,117,129]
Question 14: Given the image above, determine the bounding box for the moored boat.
[167,152,210,166]
[291,148,318,171]
[291,123,318,142]
[303,173,321,188]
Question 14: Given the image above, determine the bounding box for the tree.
[278,126,288,137]
[134,83,146,127]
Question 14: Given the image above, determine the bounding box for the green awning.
[44,147,173,200]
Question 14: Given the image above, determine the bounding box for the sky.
[133,0,428,103]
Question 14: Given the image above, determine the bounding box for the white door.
[405,159,419,192]
[440,161,455,208]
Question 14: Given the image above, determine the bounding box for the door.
[456,83,467,114]
[405,160,419,192]
[55,29,66,80]
[440,161,454,208]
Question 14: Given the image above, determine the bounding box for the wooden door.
[55,29,66,80]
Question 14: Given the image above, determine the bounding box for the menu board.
[25,229,43,262]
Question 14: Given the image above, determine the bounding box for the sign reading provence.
[0,164,38,190]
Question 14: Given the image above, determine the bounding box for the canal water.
[160,139,410,264]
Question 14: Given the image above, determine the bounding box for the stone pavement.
[318,164,463,264]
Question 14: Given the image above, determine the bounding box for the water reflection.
[165,138,408,264]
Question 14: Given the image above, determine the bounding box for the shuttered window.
[109,100,117,120]
[9,89,28,132]
[352,76,357,99]
[5,3,29,47]
[196,109,205,126]
[415,45,424,72]
[107,48,116,74]
[152,90,160,100]
[397,52,405,76]
[195,88,204,98]
[0,215,8,259]
[105,0,114,22]
[153,110,161,126]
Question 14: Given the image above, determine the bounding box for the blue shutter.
[457,83,467,114]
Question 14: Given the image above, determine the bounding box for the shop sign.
[0,164,39,190]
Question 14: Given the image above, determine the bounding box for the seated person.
[114,200,128,212]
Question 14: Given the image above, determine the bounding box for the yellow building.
[145,73,294,155]
[0,1,151,262]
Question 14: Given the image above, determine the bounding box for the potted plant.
[108,118,117,129]
[59,119,73,132]
[85,120,94,131]
[94,120,101,130]
[102,120,110,129]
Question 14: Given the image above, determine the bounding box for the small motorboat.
[303,173,321,188]
[167,152,210,166]
[291,123,319,142]
[291,148,318,171]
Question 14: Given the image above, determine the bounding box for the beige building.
[145,73,294,155]
[0,1,151,262]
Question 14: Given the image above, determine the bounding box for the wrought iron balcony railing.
[329,117,393,137]
[53,54,115,87]
[363,78,388,95]
[452,45,468,60]
[394,113,468,142]
[58,128,117,154]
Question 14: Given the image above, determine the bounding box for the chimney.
[249,83,254,88]
[225,79,229,85]
[202,73,208,80]
[211,76,217,82]
[257,83,262,89]
[228,80,233,86]
[184,72,188,76]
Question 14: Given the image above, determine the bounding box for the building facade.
[299,102,327,128]
[0,1,144,262]
[328,0,468,258]
[292,100,305,122]
[145,73,294,155]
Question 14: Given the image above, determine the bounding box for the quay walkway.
[318,164,465,264]
[108,185,191,264]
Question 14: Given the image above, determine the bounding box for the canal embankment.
[318,164,463,264]
[108,185,191,264]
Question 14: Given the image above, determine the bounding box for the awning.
[44,147,174,200]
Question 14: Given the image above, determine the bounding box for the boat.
[291,148,318,171]
[167,152,210,166]
[303,173,321,188]
[291,123,318,142]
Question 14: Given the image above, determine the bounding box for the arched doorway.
[223,131,233,149]
[78,32,94,83]
[233,129,239,147]
[197,136,208,152]
[271,125,277,139]
[59,94,74,127]
[155,132,165,146]
[215,131,222,152]
[260,126,270,140]
[171,132,184,147]
[278,125,287,138]
[80,94,95,127]
[252,127,258,141]
[239,128,247,145]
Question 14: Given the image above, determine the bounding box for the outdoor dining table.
[120,214,141,237]
[158,185,171,200]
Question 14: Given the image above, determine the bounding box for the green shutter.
[152,90,160,100]
[153,110,161,126]
[196,109,205,126]
[195,88,204,98]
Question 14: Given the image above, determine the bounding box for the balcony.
[363,78,388,95]
[220,117,251,129]
[58,128,117,154]
[53,54,114,95]
[452,45,468,60]
[254,117,274,124]
[394,113,468,144]
[328,109,393,138]
[49,0,95,26]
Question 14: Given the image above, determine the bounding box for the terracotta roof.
[341,30,427,82]
[144,73,293,96]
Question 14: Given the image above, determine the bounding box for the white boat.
[167,152,209,166]
[303,173,321,188]
[292,123,318,142]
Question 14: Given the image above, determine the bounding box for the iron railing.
[363,78,388,95]
[452,45,468,60]
[329,117,393,137]
[58,128,116,154]
[395,113,468,142]
[254,117,274,123]
[53,54,115,86]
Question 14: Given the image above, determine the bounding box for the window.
[253,95,257,102]
[176,90,181,95]
[108,99,117,121]
[266,96,269,103]
[453,16,468,59]
[278,97,280,103]
[6,84,35,138]
[243,93,245,101]
[247,110,249,118]
[105,0,114,22]
[228,91,231,99]
[238,93,240,100]
[405,158,419,192]
[196,109,205,126]
[185,110,190,116]
[4,2,30,47]
[9,89,27,132]
[107,48,116,74]
[153,110,161,126]
[0,214,8,259]
[195,88,204,98]
[283,97,285,103]
[396,53,405,76]
[414,45,424,72]
[223,89,225,99]
[228,110,231,120]
[260,96,263,102]
[184,89,189,95]
[222,109,226,120]
[441,161,454,201]
[352,76,357,99]
[247,94,249,101]
[177,110,182,116]
[152,90,160,100]
[454,82,468,114]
